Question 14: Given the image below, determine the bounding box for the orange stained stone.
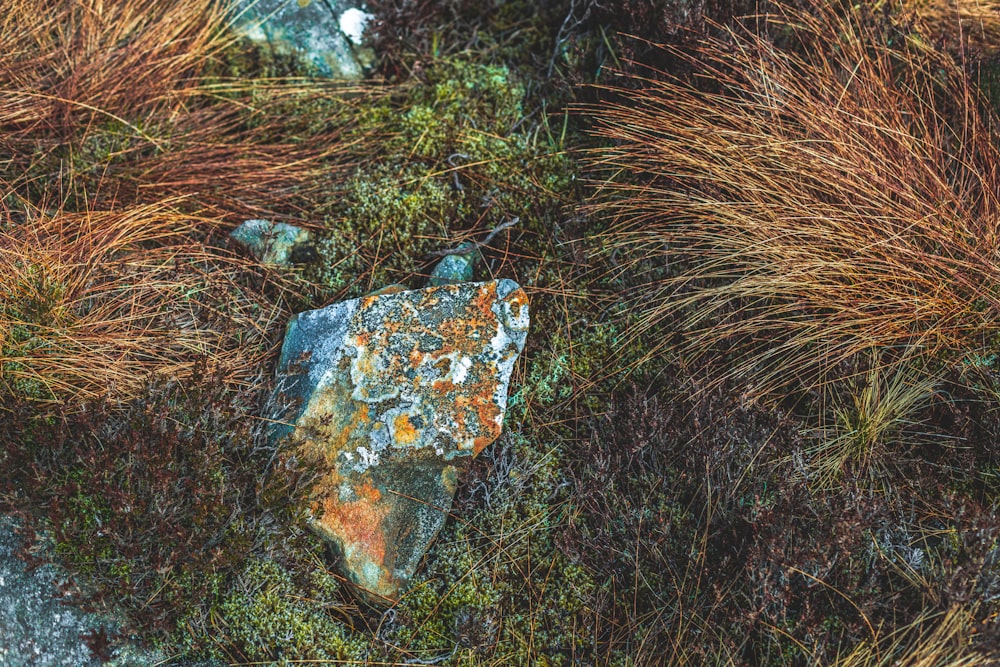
[392,413,419,446]
[319,483,389,581]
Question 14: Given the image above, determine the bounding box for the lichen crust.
[273,279,529,599]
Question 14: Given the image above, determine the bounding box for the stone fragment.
[0,516,174,667]
[232,0,372,78]
[272,280,529,602]
[230,219,311,266]
[427,244,480,287]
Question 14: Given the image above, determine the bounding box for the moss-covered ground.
[1,0,1000,665]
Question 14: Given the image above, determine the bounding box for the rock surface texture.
[0,517,176,667]
[273,280,529,601]
[230,219,311,266]
[233,0,373,78]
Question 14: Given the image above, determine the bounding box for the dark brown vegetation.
[3,0,1000,664]
[581,0,1000,663]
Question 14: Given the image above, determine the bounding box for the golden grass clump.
[0,0,225,147]
[0,0,367,218]
[0,0,376,402]
[588,0,1000,398]
[902,0,1000,57]
[0,198,281,401]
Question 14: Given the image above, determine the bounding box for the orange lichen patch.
[297,391,368,467]
[505,289,529,324]
[431,378,455,393]
[450,393,502,454]
[393,413,419,446]
[472,280,499,319]
[356,481,382,503]
[316,483,390,583]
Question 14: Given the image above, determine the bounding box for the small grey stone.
[427,244,480,287]
[230,219,311,266]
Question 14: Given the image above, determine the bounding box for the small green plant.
[805,356,938,488]
[214,558,367,664]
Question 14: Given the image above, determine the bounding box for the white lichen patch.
[339,8,373,45]
[451,356,472,384]
[356,446,380,470]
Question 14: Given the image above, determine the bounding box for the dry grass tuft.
[588,0,1000,399]
[0,0,225,124]
[0,0,378,402]
[903,0,1000,57]
[0,198,283,402]
[0,0,368,218]
[833,605,987,667]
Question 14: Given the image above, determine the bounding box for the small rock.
[230,219,311,266]
[272,280,529,602]
[0,516,167,666]
[427,244,480,287]
[232,0,372,78]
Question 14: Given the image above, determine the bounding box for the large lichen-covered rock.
[273,280,529,602]
[232,0,373,78]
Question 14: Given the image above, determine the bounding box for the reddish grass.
[0,199,285,401]
[587,0,1000,399]
[0,0,371,218]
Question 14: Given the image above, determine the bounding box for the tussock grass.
[803,353,938,488]
[587,0,1000,400]
[0,199,282,401]
[0,0,225,129]
[904,0,1000,57]
[0,0,376,402]
[0,0,368,217]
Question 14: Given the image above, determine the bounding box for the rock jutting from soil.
[272,279,529,602]
[230,219,312,266]
[232,0,374,78]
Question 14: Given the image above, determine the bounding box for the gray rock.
[231,0,374,78]
[272,280,529,602]
[0,517,165,666]
[427,244,480,287]
[230,219,311,266]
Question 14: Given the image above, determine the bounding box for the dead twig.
[427,217,520,257]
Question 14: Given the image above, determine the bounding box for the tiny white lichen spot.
[340,8,374,45]
[451,356,472,384]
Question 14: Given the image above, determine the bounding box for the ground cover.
[0,0,999,665]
